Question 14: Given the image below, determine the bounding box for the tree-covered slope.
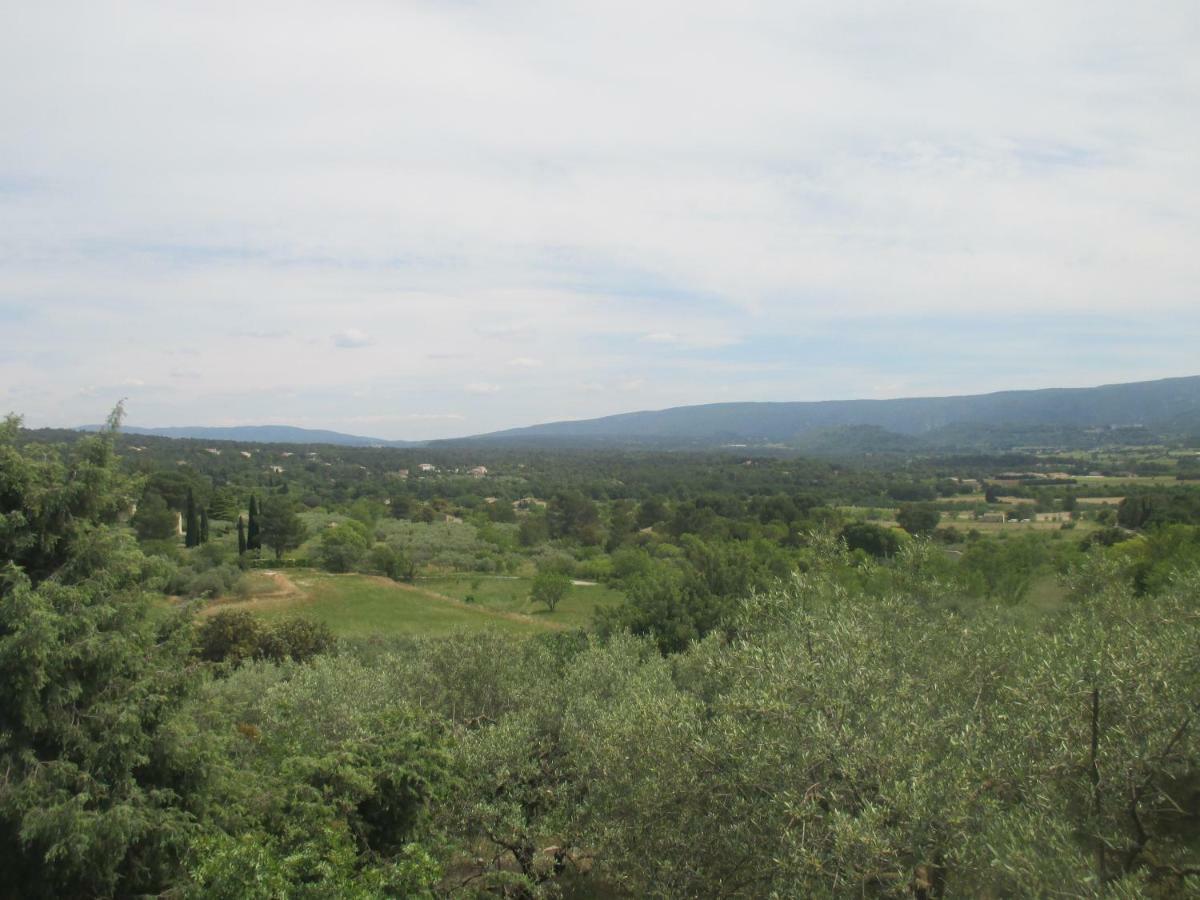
[465,375,1200,446]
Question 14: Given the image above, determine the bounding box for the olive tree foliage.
[571,558,1200,897]
[0,410,204,898]
[372,540,1200,899]
[175,654,448,898]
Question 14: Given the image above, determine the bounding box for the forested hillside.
[471,375,1200,448]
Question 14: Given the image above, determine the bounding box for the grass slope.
[417,574,625,629]
[209,570,552,637]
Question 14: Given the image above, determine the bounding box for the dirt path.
[198,570,307,617]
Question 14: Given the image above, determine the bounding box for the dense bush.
[196,610,336,665]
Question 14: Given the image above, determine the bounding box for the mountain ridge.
[76,424,423,447]
[74,375,1200,449]
[456,374,1200,446]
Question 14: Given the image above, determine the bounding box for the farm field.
[204,570,553,637]
[944,518,1100,535]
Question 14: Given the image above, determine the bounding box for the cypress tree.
[199,508,209,544]
[237,516,247,555]
[185,488,199,548]
[247,495,261,551]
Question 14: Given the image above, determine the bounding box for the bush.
[196,611,336,666]
[257,617,337,663]
[196,610,263,663]
[368,543,415,582]
[166,563,245,599]
[840,521,901,558]
[317,520,372,572]
[896,502,941,536]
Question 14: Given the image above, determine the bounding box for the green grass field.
[417,574,626,629]
[209,570,552,638]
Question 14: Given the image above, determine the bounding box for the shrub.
[197,611,336,666]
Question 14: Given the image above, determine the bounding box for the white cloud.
[332,328,372,349]
[465,382,502,394]
[639,332,740,349]
[507,357,543,368]
[1,1,1197,437]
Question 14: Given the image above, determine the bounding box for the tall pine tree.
[247,495,261,551]
[184,488,199,548]
[237,515,247,555]
[199,508,209,544]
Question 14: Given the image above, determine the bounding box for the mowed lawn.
[212,570,550,638]
[417,574,625,630]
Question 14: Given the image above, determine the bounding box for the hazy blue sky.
[2,1,1198,438]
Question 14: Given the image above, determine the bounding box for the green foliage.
[958,533,1050,602]
[0,414,138,584]
[896,502,941,536]
[177,656,448,898]
[547,490,601,544]
[316,519,372,572]
[530,569,571,612]
[367,542,415,581]
[132,488,178,541]
[1119,488,1200,529]
[1106,524,1200,596]
[246,495,261,551]
[0,412,202,897]
[196,610,335,665]
[185,487,200,548]
[258,498,307,561]
[840,520,902,558]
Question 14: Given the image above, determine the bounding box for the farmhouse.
[469,466,488,478]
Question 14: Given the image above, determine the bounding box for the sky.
[2,1,1198,440]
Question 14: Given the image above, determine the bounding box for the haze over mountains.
[77,424,422,448]
[77,375,1200,452]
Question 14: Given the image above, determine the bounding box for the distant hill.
[77,424,423,448]
[456,375,1200,449]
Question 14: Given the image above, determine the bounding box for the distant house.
[240,450,252,458]
[268,465,285,474]
[469,466,488,478]
[512,496,547,509]
[418,463,436,472]
[206,448,221,455]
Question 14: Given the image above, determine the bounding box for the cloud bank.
[1,1,1197,438]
